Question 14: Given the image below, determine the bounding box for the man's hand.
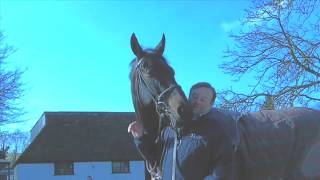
[128,120,143,138]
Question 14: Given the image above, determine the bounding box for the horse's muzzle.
[176,104,193,127]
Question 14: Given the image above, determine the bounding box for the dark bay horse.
[129,33,192,178]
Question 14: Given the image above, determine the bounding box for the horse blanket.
[237,107,320,180]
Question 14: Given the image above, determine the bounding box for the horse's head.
[130,33,192,139]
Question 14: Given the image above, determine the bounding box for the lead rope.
[172,130,178,180]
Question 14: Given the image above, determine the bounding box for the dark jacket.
[135,108,238,180]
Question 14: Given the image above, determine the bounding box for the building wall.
[14,161,145,180]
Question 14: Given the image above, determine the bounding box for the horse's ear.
[155,34,165,55]
[131,33,145,59]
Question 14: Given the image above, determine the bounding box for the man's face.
[189,87,213,116]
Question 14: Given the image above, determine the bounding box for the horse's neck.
[136,104,159,137]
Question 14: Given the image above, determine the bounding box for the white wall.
[14,161,145,180]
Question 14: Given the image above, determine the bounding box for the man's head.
[188,82,216,116]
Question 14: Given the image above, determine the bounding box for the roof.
[15,112,143,165]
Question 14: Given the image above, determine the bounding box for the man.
[128,82,238,180]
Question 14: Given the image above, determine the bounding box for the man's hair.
[189,82,216,104]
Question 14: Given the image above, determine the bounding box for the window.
[54,162,74,175]
[112,161,130,173]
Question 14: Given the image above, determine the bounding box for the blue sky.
[0,0,250,131]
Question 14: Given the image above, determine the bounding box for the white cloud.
[221,20,241,32]
[221,5,277,33]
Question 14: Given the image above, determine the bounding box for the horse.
[129,33,192,179]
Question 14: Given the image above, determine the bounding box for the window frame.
[111,161,130,174]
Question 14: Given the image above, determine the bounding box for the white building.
[14,112,147,180]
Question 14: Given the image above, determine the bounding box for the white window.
[54,162,74,175]
[112,161,130,173]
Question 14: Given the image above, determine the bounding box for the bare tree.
[219,0,320,112]
[0,130,29,161]
[7,130,29,162]
[0,131,10,159]
[0,32,24,124]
